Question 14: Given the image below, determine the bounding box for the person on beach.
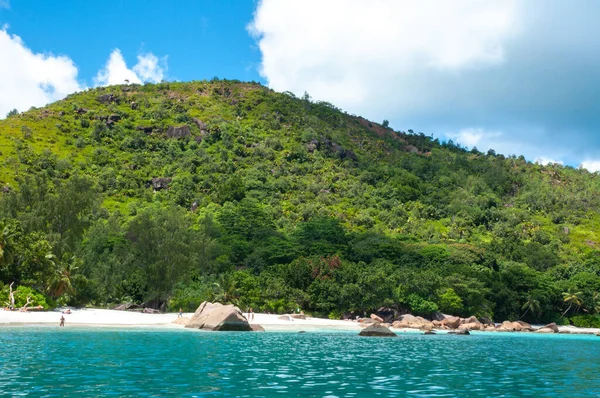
[178,308,183,318]
[60,315,65,327]
[248,307,254,321]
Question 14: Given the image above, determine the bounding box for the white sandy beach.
[1,309,599,335]
[0,309,363,332]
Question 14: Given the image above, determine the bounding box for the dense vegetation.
[2,80,600,324]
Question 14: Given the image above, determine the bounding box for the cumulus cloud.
[94,49,166,86]
[250,0,600,166]
[535,157,564,166]
[446,128,502,149]
[250,0,517,109]
[0,28,81,117]
[0,29,168,118]
[580,161,600,173]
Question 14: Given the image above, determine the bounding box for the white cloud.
[133,53,167,83]
[94,49,166,86]
[445,128,501,149]
[535,157,564,166]
[250,1,600,167]
[0,28,81,117]
[249,0,517,110]
[0,29,168,118]
[580,161,600,173]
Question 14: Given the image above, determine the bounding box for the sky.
[1,0,600,171]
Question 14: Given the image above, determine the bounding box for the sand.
[0,308,363,332]
[1,309,598,335]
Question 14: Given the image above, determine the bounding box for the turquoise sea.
[1,328,599,397]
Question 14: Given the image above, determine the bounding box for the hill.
[2,79,600,325]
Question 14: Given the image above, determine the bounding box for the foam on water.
[1,328,599,397]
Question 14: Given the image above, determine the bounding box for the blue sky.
[2,1,600,171]
[0,0,262,83]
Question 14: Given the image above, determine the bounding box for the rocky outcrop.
[498,321,518,331]
[478,316,494,325]
[535,322,559,333]
[97,93,118,104]
[392,315,434,330]
[137,126,154,134]
[192,118,207,131]
[290,314,306,320]
[536,327,556,333]
[461,316,480,325]
[114,303,136,311]
[459,322,483,331]
[544,322,559,333]
[359,323,397,337]
[441,316,461,329]
[370,313,384,323]
[359,317,376,324]
[166,125,191,138]
[151,177,172,190]
[185,301,253,331]
[250,324,265,332]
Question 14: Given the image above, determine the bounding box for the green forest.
[2,80,600,326]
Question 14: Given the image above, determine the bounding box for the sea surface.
[0,328,599,397]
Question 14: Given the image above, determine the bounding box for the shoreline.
[1,309,599,335]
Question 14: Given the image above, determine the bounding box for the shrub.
[0,285,49,309]
[570,315,600,328]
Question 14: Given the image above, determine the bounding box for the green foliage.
[438,288,464,314]
[0,284,48,309]
[0,80,599,320]
[406,294,439,315]
[570,314,600,328]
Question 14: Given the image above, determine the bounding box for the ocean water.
[0,328,599,397]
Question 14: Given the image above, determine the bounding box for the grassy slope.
[1,80,600,261]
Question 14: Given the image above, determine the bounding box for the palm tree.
[47,255,81,301]
[520,296,541,320]
[0,221,18,267]
[210,274,239,305]
[562,288,583,317]
[588,292,600,314]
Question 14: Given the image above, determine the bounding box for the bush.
[0,285,49,309]
[570,314,600,328]
[407,294,438,315]
[168,281,212,312]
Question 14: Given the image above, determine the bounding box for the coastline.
[2,309,600,335]
[0,309,364,332]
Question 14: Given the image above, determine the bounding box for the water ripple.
[0,329,599,397]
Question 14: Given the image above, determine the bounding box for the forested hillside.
[2,80,600,325]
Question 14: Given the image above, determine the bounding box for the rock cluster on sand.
[381,312,561,334]
[185,301,256,331]
[535,322,559,334]
[391,314,434,330]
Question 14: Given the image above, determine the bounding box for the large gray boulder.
[166,125,191,138]
[536,322,559,333]
[441,316,461,329]
[359,323,397,337]
[185,301,253,331]
[392,315,434,330]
